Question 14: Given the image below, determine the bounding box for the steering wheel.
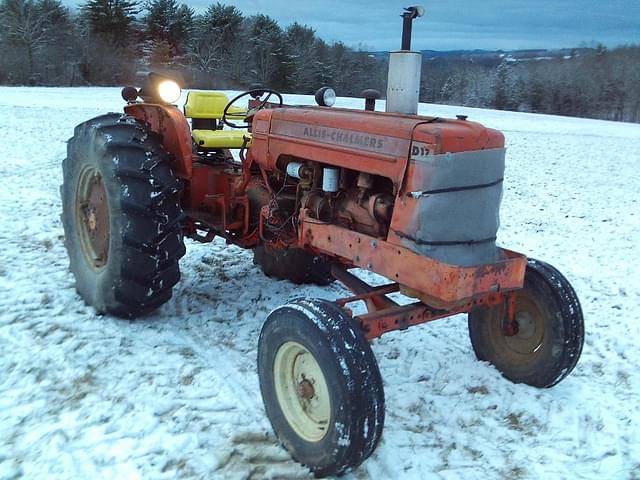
[222,89,283,128]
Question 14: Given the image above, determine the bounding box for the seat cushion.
[192,129,251,149]
[184,91,246,119]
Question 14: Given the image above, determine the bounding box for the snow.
[1,86,639,479]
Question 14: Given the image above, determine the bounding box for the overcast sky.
[65,0,640,51]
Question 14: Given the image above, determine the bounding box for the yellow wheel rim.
[504,296,545,356]
[76,166,109,270]
[273,341,331,442]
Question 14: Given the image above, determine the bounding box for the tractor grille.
[399,147,506,266]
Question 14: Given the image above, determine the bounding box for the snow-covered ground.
[0,86,639,480]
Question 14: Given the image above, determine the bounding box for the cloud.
[62,0,640,50]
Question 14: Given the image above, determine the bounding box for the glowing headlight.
[315,86,336,107]
[158,80,181,104]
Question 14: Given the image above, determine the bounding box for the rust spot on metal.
[299,210,526,307]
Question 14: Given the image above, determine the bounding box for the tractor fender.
[124,103,193,178]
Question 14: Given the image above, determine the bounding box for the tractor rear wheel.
[258,298,384,477]
[61,113,185,318]
[253,246,334,285]
[468,259,584,387]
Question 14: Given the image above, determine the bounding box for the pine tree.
[285,22,322,93]
[81,0,138,46]
[494,59,519,111]
[143,0,193,60]
[245,14,289,90]
[188,2,242,85]
[77,0,140,84]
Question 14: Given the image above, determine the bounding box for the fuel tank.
[250,106,506,266]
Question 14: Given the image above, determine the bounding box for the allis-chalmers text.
[302,126,384,150]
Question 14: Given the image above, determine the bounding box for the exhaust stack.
[386,6,424,115]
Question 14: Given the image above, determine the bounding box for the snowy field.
[0,86,639,480]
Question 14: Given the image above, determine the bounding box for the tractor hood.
[249,106,504,190]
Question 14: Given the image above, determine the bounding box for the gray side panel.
[399,238,502,266]
[410,148,505,191]
[413,183,503,242]
[403,148,506,267]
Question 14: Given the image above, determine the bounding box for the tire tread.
[62,112,185,318]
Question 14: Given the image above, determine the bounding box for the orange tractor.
[61,7,583,476]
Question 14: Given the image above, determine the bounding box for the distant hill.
[368,48,589,62]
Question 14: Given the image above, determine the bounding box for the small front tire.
[258,299,384,477]
[468,258,584,387]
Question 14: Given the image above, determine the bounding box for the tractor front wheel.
[468,259,584,387]
[257,298,384,477]
[61,113,185,318]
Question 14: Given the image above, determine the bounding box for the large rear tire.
[253,246,334,285]
[468,259,584,387]
[61,113,185,318]
[258,299,384,477]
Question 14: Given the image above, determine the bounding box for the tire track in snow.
[2,87,640,479]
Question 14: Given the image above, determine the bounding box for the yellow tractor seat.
[192,129,251,149]
[184,91,250,149]
[184,91,246,119]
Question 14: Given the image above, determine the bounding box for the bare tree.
[0,0,56,80]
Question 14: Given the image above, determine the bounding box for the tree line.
[0,0,386,95]
[0,0,638,123]
[422,46,640,123]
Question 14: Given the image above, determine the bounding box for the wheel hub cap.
[504,298,545,355]
[273,341,331,442]
[297,378,315,401]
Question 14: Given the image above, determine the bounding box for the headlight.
[158,80,181,104]
[315,86,336,107]
[121,86,139,103]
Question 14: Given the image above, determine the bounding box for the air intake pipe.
[386,6,424,115]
